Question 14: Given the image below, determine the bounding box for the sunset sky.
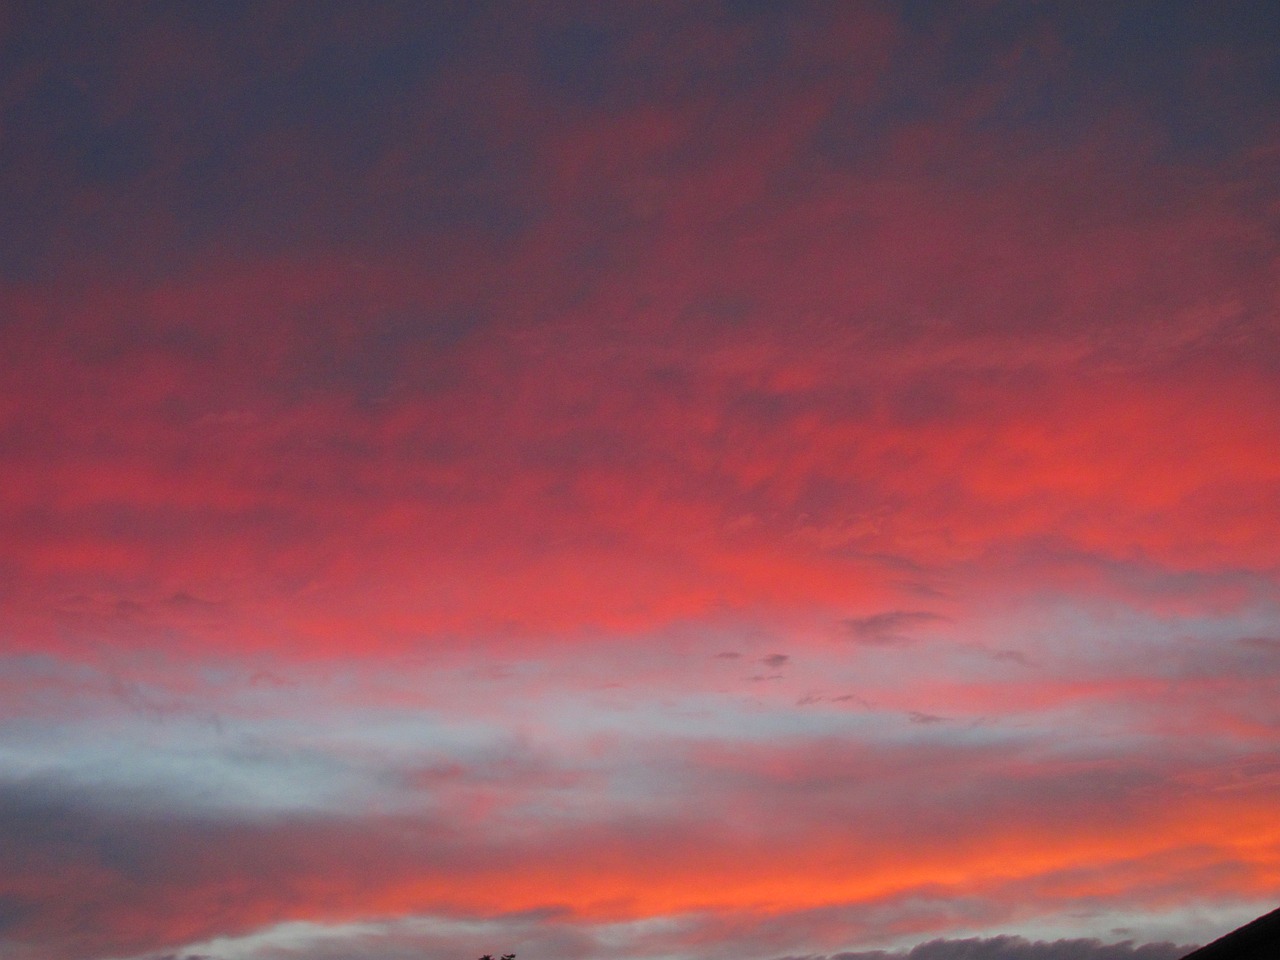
[2,3,1279,959]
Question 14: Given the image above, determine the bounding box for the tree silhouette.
[477,954,515,960]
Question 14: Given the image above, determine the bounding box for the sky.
[1,2,1279,959]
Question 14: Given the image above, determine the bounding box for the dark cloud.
[785,934,1191,960]
[991,649,1035,668]
[761,653,791,669]
[842,612,945,646]
[1240,637,1280,655]
[0,2,533,281]
[907,711,946,725]
[0,895,33,935]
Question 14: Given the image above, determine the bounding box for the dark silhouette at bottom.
[1180,907,1280,959]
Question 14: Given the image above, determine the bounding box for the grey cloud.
[784,935,1191,960]
[166,591,221,611]
[1240,637,1280,654]
[907,711,946,725]
[0,776,476,960]
[798,692,869,707]
[842,611,945,646]
[761,653,791,669]
[991,649,1036,668]
[0,895,33,935]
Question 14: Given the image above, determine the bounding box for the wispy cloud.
[842,612,946,646]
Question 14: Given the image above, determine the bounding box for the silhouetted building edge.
[1179,906,1280,960]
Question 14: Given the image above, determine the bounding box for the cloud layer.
[1,2,1278,959]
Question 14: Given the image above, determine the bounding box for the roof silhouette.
[1180,906,1280,959]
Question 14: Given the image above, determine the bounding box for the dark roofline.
[1180,906,1280,960]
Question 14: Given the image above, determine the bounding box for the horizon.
[1,2,1279,959]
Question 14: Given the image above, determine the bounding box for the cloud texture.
[1,1,1278,959]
